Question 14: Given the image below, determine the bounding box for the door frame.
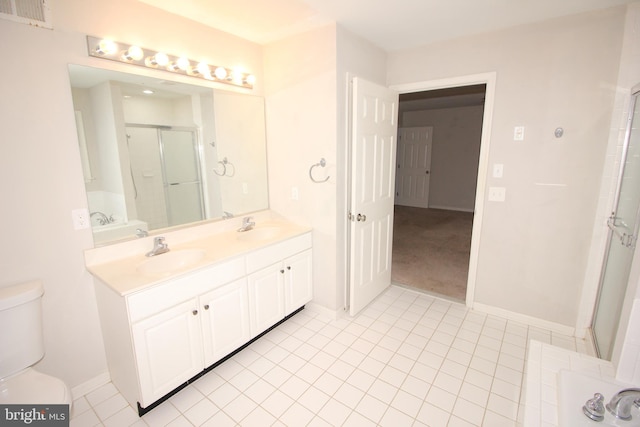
[390,72,497,308]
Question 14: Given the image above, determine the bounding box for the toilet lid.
[0,368,71,405]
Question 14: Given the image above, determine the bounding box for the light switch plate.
[514,126,525,141]
[488,187,506,202]
[493,164,504,178]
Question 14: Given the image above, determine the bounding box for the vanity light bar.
[86,36,255,89]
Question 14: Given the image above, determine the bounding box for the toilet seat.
[0,368,71,405]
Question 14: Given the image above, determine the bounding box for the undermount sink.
[137,249,206,275]
[237,227,281,242]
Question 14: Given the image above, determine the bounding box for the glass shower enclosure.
[126,125,205,231]
[592,84,640,360]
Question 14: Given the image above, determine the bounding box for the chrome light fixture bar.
[86,36,255,89]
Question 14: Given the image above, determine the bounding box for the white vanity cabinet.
[91,230,312,414]
[247,249,313,336]
[200,278,251,366]
[246,234,313,336]
[131,297,205,406]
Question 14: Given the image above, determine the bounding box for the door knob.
[357,213,367,222]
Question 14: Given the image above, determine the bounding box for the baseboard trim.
[70,371,111,401]
[305,301,342,320]
[427,205,474,213]
[472,302,576,336]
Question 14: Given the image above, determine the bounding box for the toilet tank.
[0,281,45,379]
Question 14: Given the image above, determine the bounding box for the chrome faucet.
[606,388,640,420]
[237,216,255,232]
[222,211,234,220]
[135,228,148,238]
[146,236,169,257]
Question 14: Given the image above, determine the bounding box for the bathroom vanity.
[85,217,312,415]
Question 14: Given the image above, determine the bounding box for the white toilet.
[0,280,72,405]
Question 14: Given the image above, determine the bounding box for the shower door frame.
[591,83,640,360]
[126,123,206,229]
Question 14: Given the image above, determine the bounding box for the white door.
[247,264,285,336]
[349,77,399,316]
[284,249,313,315]
[131,298,203,407]
[395,127,432,208]
[201,278,251,366]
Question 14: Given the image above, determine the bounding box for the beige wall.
[388,7,626,326]
[263,25,339,310]
[264,24,387,313]
[0,0,262,391]
[402,106,484,211]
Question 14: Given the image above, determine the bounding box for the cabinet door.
[131,298,203,407]
[284,249,313,315]
[248,263,285,337]
[201,278,251,366]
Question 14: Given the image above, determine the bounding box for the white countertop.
[84,215,311,296]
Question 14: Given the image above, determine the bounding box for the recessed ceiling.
[138,0,637,51]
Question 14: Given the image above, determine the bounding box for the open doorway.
[391,84,487,301]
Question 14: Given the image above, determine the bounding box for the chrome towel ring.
[214,157,235,177]
[309,158,330,183]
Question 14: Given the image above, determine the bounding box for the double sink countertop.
[84,214,311,296]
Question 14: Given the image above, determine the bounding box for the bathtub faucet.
[90,211,114,226]
[606,388,640,420]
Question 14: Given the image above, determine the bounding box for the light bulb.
[214,67,227,80]
[122,45,144,61]
[245,74,256,86]
[96,39,117,55]
[145,52,169,67]
[194,62,212,78]
[176,57,190,71]
[232,72,243,85]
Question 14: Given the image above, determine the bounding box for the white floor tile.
[71,286,596,427]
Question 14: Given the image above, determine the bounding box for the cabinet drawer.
[245,233,312,273]
[127,257,246,322]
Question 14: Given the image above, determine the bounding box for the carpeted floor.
[391,205,473,301]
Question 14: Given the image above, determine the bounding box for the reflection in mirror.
[68,65,269,245]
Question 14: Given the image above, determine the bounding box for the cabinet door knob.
[280,269,285,274]
[287,266,291,270]
[192,310,198,315]
[204,304,210,310]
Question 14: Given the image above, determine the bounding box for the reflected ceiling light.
[86,35,255,89]
[142,89,154,95]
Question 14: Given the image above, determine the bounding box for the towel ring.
[309,158,330,183]
[214,157,235,177]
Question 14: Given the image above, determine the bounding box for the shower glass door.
[592,86,640,360]
[160,128,205,227]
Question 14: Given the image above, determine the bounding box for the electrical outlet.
[488,187,506,202]
[72,208,90,230]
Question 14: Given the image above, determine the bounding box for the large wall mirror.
[68,64,269,245]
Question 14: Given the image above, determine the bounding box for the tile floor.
[70,286,592,427]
